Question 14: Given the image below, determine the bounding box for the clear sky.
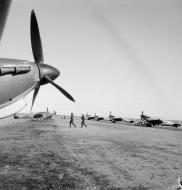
[0,0,182,119]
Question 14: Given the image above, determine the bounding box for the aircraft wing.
[0,0,11,41]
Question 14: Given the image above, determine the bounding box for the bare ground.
[0,117,181,190]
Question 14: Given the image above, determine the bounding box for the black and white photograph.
[0,0,181,189]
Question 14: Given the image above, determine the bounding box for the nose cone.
[39,64,60,84]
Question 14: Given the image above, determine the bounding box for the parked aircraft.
[162,120,181,128]
[108,112,134,123]
[86,113,96,120]
[135,111,181,128]
[14,108,56,120]
[108,112,122,123]
[140,111,163,127]
[33,110,56,120]
[86,113,104,121]
[0,1,75,118]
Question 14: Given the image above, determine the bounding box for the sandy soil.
[0,117,181,190]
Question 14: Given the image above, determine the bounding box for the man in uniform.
[81,114,87,128]
[69,113,76,127]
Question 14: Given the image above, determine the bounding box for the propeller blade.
[0,0,11,41]
[30,10,44,63]
[31,85,40,111]
[44,75,75,102]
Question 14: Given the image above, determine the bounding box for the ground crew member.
[69,113,76,127]
[81,114,87,128]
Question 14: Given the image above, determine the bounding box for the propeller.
[44,75,75,102]
[0,0,11,41]
[30,10,75,111]
[30,10,44,64]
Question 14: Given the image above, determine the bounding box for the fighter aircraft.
[162,120,181,128]
[108,112,134,123]
[33,109,56,120]
[86,113,96,120]
[14,108,56,120]
[0,1,75,118]
[140,111,163,127]
[86,113,104,121]
[108,112,122,123]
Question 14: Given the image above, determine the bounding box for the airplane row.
[86,111,181,128]
[86,112,134,123]
[13,109,181,128]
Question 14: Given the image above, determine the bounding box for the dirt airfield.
[0,117,181,190]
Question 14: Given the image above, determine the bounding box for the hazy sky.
[0,0,182,119]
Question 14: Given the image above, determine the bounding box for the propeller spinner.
[30,10,75,111]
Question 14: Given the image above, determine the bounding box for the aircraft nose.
[40,64,60,81]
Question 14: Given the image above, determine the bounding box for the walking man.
[69,113,76,127]
[81,114,87,128]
